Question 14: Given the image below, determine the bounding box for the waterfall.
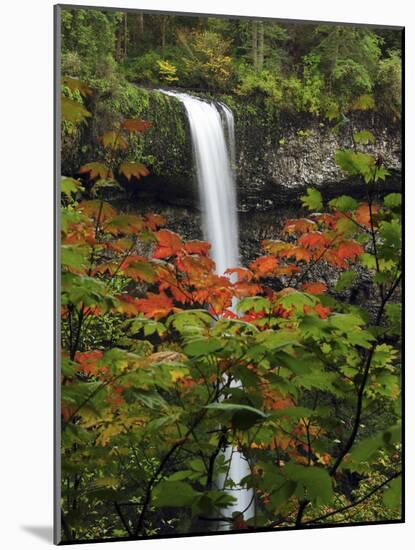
[160,90,254,525]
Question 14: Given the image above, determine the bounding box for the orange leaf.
[119,161,149,182]
[121,119,152,132]
[298,231,331,249]
[79,162,113,181]
[144,213,166,230]
[153,229,183,259]
[233,281,263,298]
[61,405,77,422]
[355,203,379,228]
[107,238,135,253]
[75,350,104,376]
[249,255,279,278]
[304,303,331,319]
[274,265,301,276]
[301,282,327,294]
[114,295,142,316]
[135,292,174,320]
[78,200,117,223]
[315,303,331,319]
[92,262,118,277]
[157,265,190,304]
[336,240,364,261]
[310,212,338,229]
[192,274,233,312]
[280,247,311,263]
[176,255,215,279]
[225,267,254,282]
[283,218,316,234]
[184,240,211,256]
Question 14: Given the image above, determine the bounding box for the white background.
[0,0,412,548]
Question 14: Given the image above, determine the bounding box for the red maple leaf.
[336,240,364,261]
[249,255,279,278]
[135,292,175,320]
[301,282,327,294]
[153,229,183,259]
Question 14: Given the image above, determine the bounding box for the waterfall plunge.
[160,90,255,525]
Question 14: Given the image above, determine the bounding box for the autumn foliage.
[59,79,402,542]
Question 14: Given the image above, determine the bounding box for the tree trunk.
[124,13,128,58]
[138,12,144,34]
[257,21,264,71]
[161,16,167,52]
[116,20,122,61]
[252,21,258,70]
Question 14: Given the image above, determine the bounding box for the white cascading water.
[160,90,255,525]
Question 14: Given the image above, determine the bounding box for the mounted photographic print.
[54,4,404,544]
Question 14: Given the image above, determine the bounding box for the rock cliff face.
[138,92,401,210]
[62,87,402,211]
[234,109,401,210]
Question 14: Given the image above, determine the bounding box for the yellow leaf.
[170,369,188,383]
[79,162,113,180]
[100,131,128,150]
[61,96,91,124]
[61,77,92,97]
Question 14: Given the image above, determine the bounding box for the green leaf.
[167,470,194,482]
[383,477,401,510]
[205,402,267,418]
[276,290,317,310]
[296,370,339,394]
[61,207,85,234]
[184,338,223,357]
[335,150,388,183]
[353,130,375,144]
[127,317,166,337]
[329,195,359,212]
[372,343,398,369]
[284,463,334,505]
[335,270,357,292]
[90,178,123,197]
[378,220,401,260]
[167,310,212,336]
[346,424,401,472]
[269,480,297,510]
[61,245,88,271]
[275,351,317,375]
[360,252,377,269]
[61,177,84,197]
[352,94,375,110]
[256,329,302,351]
[329,313,365,331]
[237,296,271,314]
[301,188,323,211]
[385,303,402,336]
[153,480,200,507]
[384,193,402,209]
[61,272,118,311]
[271,406,315,419]
[205,402,268,430]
